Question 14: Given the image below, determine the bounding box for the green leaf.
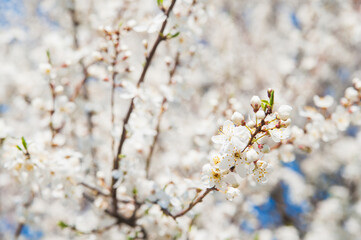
[58,221,69,229]
[132,187,138,195]
[157,0,163,6]
[261,99,269,105]
[118,154,126,159]
[144,208,150,215]
[170,32,180,38]
[16,145,23,152]
[269,90,274,107]
[261,103,266,111]
[46,50,52,64]
[21,137,27,151]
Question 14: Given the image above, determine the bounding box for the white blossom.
[345,87,359,102]
[231,112,244,125]
[313,95,334,108]
[252,161,272,184]
[277,105,293,121]
[250,96,261,111]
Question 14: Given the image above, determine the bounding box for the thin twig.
[45,52,58,147]
[241,108,272,153]
[111,0,178,215]
[83,193,137,227]
[80,182,110,197]
[70,61,99,102]
[109,31,121,159]
[67,1,98,175]
[145,51,180,178]
[173,187,216,219]
[14,192,34,238]
[81,182,135,204]
[157,187,217,220]
[14,223,24,238]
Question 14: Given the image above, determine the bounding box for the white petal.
[211,134,226,144]
[270,128,291,142]
[231,137,246,151]
[235,163,248,178]
[153,13,167,23]
[222,120,234,135]
[219,154,234,171]
[148,24,159,33]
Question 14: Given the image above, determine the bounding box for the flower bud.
[283,118,292,127]
[123,50,132,60]
[231,112,244,125]
[256,110,265,120]
[54,85,64,95]
[277,105,292,121]
[39,63,52,75]
[246,149,258,163]
[352,78,361,90]
[165,56,172,66]
[107,65,114,72]
[267,88,274,98]
[340,97,349,107]
[247,120,256,128]
[250,96,261,112]
[345,87,359,102]
[313,95,334,109]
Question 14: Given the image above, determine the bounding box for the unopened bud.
[246,149,258,163]
[277,105,292,121]
[123,50,132,60]
[267,88,274,98]
[107,66,114,72]
[165,56,172,66]
[231,112,244,125]
[345,87,359,102]
[352,78,361,90]
[250,96,261,112]
[54,85,64,95]
[283,118,291,127]
[247,120,256,128]
[256,110,266,120]
[39,63,52,75]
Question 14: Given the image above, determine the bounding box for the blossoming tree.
[1,0,361,239]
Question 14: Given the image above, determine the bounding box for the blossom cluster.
[285,77,361,154]
[202,90,292,199]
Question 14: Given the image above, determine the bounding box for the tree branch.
[111,0,178,215]
[157,187,217,220]
[145,51,180,178]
